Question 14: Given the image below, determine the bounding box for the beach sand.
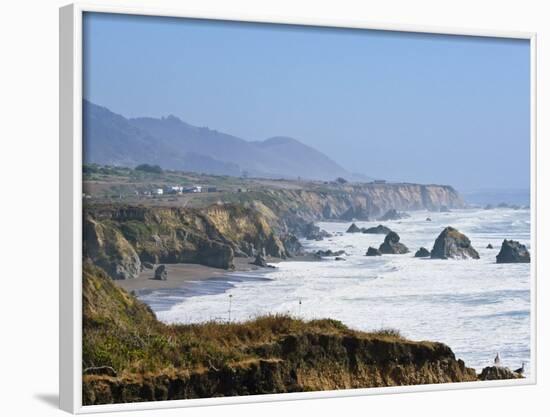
[114,255,319,293]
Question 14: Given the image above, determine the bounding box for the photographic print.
[80,12,532,406]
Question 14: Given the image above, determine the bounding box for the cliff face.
[258,183,465,225]
[83,334,476,404]
[84,183,464,280]
[82,264,478,405]
[84,204,287,280]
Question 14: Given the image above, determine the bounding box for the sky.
[83,12,531,192]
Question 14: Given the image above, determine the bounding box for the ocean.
[139,208,532,375]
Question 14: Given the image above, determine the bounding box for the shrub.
[135,164,163,174]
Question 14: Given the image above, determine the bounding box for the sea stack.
[379,231,409,254]
[430,227,480,260]
[346,223,362,233]
[154,264,168,280]
[362,224,392,234]
[496,240,530,263]
[414,247,431,258]
[251,253,269,267]
[366,247,382,256]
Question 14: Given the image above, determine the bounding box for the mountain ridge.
[83,100,355,181]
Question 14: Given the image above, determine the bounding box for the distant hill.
[83,100,354,181]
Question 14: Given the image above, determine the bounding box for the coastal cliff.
[217,183,464,232]
[82,264,478,405]
[84,183,464,280]
[84,204,287,280]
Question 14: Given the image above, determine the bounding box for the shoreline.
[114,254,319,293]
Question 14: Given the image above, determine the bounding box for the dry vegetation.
[83,263,407,377]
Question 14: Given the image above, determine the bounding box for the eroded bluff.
[84,204,289,279]
[81,265,477,405]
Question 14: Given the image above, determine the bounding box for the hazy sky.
[83,12,531,192]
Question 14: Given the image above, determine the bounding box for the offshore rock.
[361,224,392,234]
[414,247,431,258]
[379,232,409,254]
[346,223,362,233]
[430,227,480,260]
[366,247,382,256]
[496,240,530,263]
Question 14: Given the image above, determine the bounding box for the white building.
[169,185,184,194]
[155,188,164,195]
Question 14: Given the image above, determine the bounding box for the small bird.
[514,362,525,375]
[494,352,501,366]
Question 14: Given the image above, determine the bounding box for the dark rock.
[142,261,155,269]
[315,249,346,257]
[439,205,451,213]
[430,227,479,260]
[365,247,382,256]
[280,233,304,256]
[378,209,410,221]
[478,366,523,381]
[346,223,362,233]
[154,264,168,280]
[486,244,493,249]
[414,247,431,258]
[334,257,346,261]
[426,217,432,222]
[251,254,268,267]
[303,222,331,240]
[496,240,530,263]
[361,224,392,234]
[379,232,409,254]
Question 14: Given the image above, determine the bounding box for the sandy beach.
[114,255,320,293]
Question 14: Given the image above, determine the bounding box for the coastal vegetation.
[83,263,480,405]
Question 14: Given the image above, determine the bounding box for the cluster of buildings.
[141,185,217,196]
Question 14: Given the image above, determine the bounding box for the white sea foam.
[144,208,531,375]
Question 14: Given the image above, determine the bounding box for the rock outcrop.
[379,232,409,254]
[378,209,410,221]
[362,224,392,234]
[251,254,268,267]
[280,234,304,256]
[430,227,480,260]
[315,249,346,257]
[303,222,331,240]
[366,247,382,256]
[346,223,362,233]
[142,261,154,269]
[154,264,167,280]
[496,240,530,263]
[478,366,523,381]
[414,247,431,258]
[486,244,493,249]
[84,214,142,280]
[84,204,294,279]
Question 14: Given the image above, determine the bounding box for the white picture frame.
[59,2,537,413]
